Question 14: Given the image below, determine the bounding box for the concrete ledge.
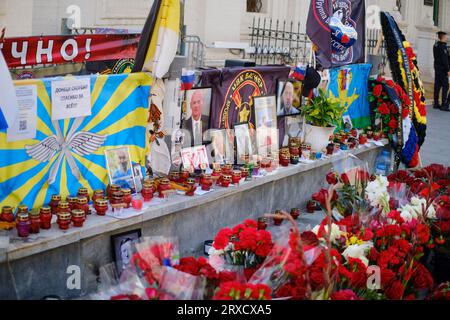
[0,142,384,299]
[2,142,386,264]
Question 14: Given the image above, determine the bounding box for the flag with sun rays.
[0,72,152,210]
[328,63,371,129]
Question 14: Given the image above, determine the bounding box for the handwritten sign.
[181,145,209,171]
[51,78,91,120]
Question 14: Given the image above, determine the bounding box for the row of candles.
[2,128,380,238]
[1,163,259,238]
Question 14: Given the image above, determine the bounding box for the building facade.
[1,0,449,81]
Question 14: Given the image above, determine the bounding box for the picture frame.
[281,114,305,147]
[182,87,212,146]
[104,146,137,193]
[208,129,234,164]
[253,95,277,129]
[111,229,142,276]
[343,115,353,131]
[234,123,255,163]
[277,80,302,117]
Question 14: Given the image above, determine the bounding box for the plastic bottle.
[381,149,392,176]
[374,149,392,176]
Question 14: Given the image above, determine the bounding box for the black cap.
[302,67,321,98]
[437,31,447,37]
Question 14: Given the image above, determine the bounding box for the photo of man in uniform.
[183,89,211,146]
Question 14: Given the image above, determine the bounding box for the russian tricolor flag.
[291,64,306,81]
[181,69,196,91]
[0,51,18,130]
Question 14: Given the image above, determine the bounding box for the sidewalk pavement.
[420,105,450,166]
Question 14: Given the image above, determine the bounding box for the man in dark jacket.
[434,31,450,111]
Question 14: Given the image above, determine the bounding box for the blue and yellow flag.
[0,73,152,210]
[328,64,372,129]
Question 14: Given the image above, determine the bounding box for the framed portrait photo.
[254,95,277,129]
[281,115,305,147]
[234,123,255,163]
[182,87,212,147]
[209,129,234,164]
[111,229,142,275]
[277,80,302,117]
[105,146,137,192]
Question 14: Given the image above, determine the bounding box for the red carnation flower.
[385,280,405,300]
[213,228,233,250]
[331,289,360,300]
[378,103,390,115]
[372,84,383,97]
[388,118,398,129]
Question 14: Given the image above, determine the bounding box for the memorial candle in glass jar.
[16,210,31,238]
[29,210,41,234]
[77,187,90,203]
[66,196,78,211]
[200,174,213,191]
[49,194,61,215]
[185,178,196,196]
[71,209,86,228]
[231,170,242,185]
[1,206,15,223]
[257,217,268,230]
[158,179,171,198]
[290,208,300,220]
[57,212,71,230]
[92,190,105,203]
[39,206,52,230]
[76,197,90,215]
[107,184,120,199]
[121,188,132,208]
[273,210,284,226]
[180,169,190,183]
[141,181,155,202]
[111,191,125,212]
[94,199,109,216]
[221,175,232,188]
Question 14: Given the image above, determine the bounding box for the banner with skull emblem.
[307,0,366,68]
[201,66,290,129]
[0,73,152,210]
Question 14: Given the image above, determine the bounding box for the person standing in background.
[433,31,450,112]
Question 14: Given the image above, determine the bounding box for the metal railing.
[182,35,205,69]
[248,17,311,66]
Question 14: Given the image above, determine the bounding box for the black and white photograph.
[111,229,142,275]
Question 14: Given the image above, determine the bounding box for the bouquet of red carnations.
[208,219,273,280]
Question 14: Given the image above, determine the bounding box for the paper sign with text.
[181,145,209,171]
[7,85,37,142]
[51,78,91,120]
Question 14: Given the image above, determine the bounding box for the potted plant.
[302,88,345,152]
